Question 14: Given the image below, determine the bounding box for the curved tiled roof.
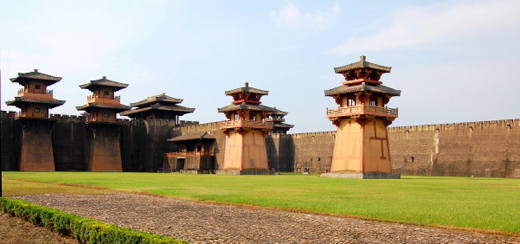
[270,107,288,116]
[119,104,195,117]
[130,93,183,107]
[225,82,268,96]
[217,103,274,113]
[10,69,62,86]
[168,131,215,142]
[75,103,131,112]
[334,56,391,74]
[324,82,401,97]
[5,97,65,108]
[274,123,294,129]
[79,76,129,91]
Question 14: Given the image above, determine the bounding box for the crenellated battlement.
[174,121,219,133]
[288,130,336,139]
[388,119,519,133]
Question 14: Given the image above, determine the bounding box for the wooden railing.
[327,105,398,118]
[219,120,273,129]
[87,95,120,100]
[14,112,49,119]
[18,88,53,95]
[166,152,215,157]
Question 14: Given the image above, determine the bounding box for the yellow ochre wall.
[363,119,392,173]
[223,130,244,170]
[331,118,362,172]
[223,129,269,170]
[331,118,393,173]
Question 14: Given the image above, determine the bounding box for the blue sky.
[1,0,519,133]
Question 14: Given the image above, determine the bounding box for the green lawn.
[2,172,520,234]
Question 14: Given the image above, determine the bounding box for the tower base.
[320,172,400,179]
[215,170,275,175]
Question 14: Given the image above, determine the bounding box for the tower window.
[370,99,376,106]
[34,108,40,113]
[35,85,41,89]
[104,91,109,96]
[234,113,239,121]
[104,113,109,117]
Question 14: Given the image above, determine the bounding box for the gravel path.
[15,194,519,244]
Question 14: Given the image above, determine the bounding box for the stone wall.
[389,119,520,178]
[1,109,519,178]
[1,111,20,171]
[52,115,86,171]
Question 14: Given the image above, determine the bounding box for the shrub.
[1,197,187,244]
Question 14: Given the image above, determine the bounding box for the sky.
[1,0,519,133]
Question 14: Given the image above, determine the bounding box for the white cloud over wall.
[269,1,341,31]
[328,0,520,55]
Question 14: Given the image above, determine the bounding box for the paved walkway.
[16,194,519,244]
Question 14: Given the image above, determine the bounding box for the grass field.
[2,172,519,234]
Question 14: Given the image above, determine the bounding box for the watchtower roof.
[217,103,274,113]
[168,131,215,142]
[270,107,288,116]
[75,103,131,113]
[225,82,268,96]
[79,76,129,91]
[119,104,195,117]
[334,56,392,74]
[10,69,62,86]
[6,97,66,108]
[130,93,183,107]
[324,82,401,97]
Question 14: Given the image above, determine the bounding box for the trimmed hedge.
[1,197,188,244]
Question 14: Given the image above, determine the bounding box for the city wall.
[1,110,519,178]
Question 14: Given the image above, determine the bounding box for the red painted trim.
[342,78,382,86]
[360,119,365,173]
[385,126,393,173]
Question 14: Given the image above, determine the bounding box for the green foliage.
[3,172,520,233]
[0,197,187,244]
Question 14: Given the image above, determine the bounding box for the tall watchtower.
[323,56,401,179]
[6,69,65,171]
[76,76,131,171]
[217,83,274,174]
[266,107,294,134]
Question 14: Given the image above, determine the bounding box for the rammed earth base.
[215,170,275,175]
[320,172,401,179]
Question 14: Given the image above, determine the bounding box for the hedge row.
[1,197,188,244]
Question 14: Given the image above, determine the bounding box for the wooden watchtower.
[217,82,274,174]
[266,107,294,134]
[120,93,195,123]
[76,76,131,171]
[6,69,65,171]
[323,56,401,179]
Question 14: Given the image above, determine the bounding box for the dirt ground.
[0,211,79,244]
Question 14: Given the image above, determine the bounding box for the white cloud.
[328,0,520,55]
[270,2,341,31]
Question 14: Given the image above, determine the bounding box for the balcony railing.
[14,111,50,119]
[327,105,398,118]
[18,88,53,95]
[166,151,215,157]
[87,95,120,100]
[220,120,274,130]
[264,118,285,122]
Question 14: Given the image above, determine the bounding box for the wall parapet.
[388,119,519,133]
